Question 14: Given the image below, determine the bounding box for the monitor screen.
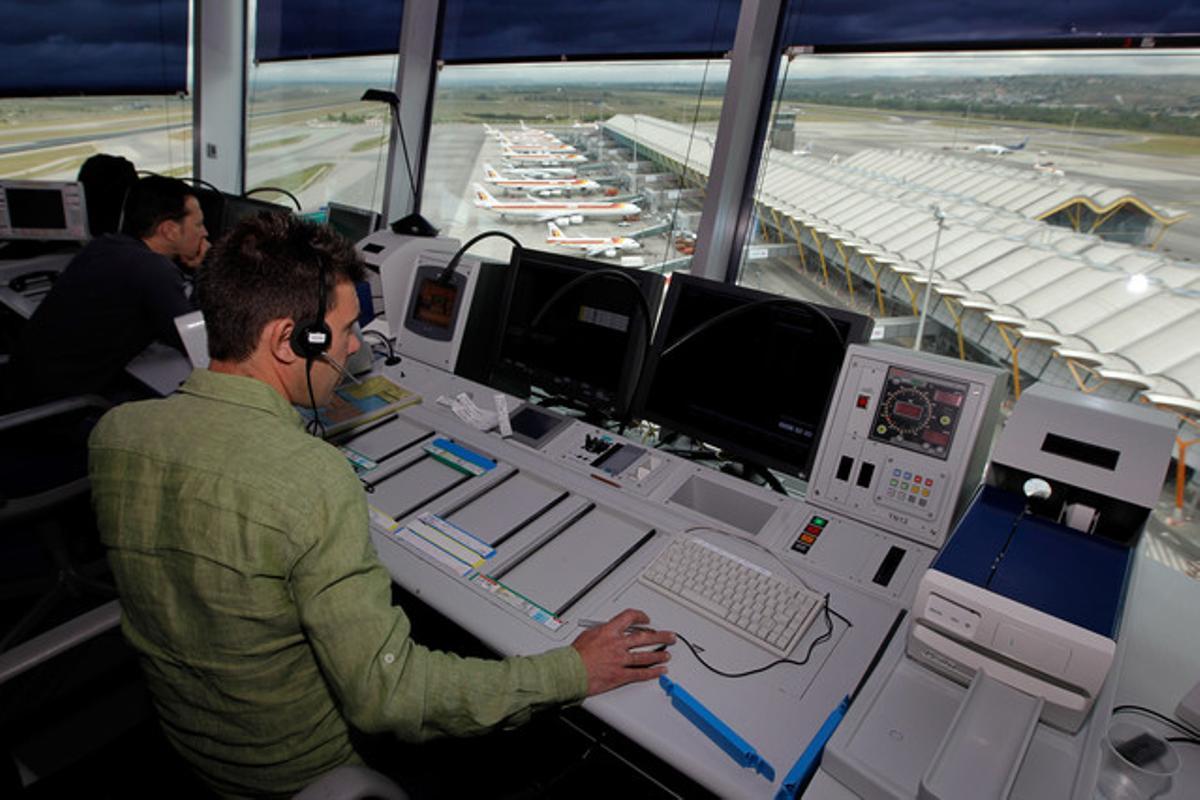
[412,274,460,332]
[220,195,290,235]
[327,202,378,244]
[7,188,67,229]
[0,180,88,241]
[488,248,664,420]
[633,273,873,479]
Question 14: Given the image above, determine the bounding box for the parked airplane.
[545,222,641,257]
[473,183,639,223]
[974,136,1029,155]
[502,150,589,166]
[483,164,598,195]
[500,165,579,178]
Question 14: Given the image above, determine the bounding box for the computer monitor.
[220,194,290,236]
[0,180,89,241]
[633,273,873,479]
[488,248,665,421]
[327,201,379,245]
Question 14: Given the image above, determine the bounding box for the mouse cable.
[1112,704,1200,739]
[674,597,852,679]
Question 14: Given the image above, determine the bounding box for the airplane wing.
[584,244,609,257]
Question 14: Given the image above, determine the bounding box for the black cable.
[244,186,303,211]
[361,329,401,366]
[1167,736,1200,747]
[661,295,845,361]
[436,230,524,285]
[178,176,223,196]
[304,360,326,438]
[527,267,655,428]
[673,597,850,679]
[1112,704,1200,739]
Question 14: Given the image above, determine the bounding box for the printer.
[908,383,1177,731]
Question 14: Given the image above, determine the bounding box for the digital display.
[7,188,67,229]
[869,367,969,461]
[412,278,458,330]
[635,273,873,478]
[489,248,663,419]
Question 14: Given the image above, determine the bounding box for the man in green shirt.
[88,212,674,797]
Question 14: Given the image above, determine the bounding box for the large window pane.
[421,60,729,268]
[244,55,396,212]
[0,94,193,181]
[735,49,1200,417]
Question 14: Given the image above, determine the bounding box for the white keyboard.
[639,536,825,658]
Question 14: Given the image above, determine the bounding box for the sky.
[1,0,1198,96]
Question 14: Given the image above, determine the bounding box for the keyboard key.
[639,537,824,658]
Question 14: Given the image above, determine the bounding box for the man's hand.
[181,237,211,270]
[571,609,676,696]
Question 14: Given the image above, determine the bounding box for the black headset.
[290,256,331,360]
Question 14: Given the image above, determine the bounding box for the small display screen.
[869,367,970,461]
[412,277,458,330]
[7,188,67,229]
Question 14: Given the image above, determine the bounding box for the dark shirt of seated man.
[88,211,676,798]
[9,175,210,407]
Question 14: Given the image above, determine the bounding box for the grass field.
[351,135,388,153]
[249,134,310,153]
[1112,136,1200,157]
[256,162,335,199]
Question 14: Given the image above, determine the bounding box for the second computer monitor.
[634,273,873,479]
[488,248,664,420]
[327,201,379,245]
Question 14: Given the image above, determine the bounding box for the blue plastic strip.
[429,438,497,472]
[775,695,849,799]
[659,676,775,782]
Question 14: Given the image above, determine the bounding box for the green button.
[811,516,828,527]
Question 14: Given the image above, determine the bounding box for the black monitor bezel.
[327,201,379,244]
[631,272,873,478]
[486,247,664,421]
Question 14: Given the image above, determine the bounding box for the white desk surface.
[359,358,922,798]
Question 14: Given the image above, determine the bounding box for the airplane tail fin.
[473,183,496,206]
[1015,137,1029,150]
[483,163,501,180]
[547,222,565,239]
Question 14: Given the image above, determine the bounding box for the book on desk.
[298,374,420,437]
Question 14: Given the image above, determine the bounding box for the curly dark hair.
[196,211,366,362]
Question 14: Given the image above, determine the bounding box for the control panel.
[806,344,1006,548]
[0,180,89,241]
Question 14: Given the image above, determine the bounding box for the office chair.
[293,765,408,800]
[0,394,115,653]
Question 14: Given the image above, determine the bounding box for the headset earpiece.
[290,253,331,359]
[290,318,331,358]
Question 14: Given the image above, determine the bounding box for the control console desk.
[341,342,1006,797]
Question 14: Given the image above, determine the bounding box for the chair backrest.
[76,154,138,237]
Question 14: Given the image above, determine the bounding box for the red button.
[856,394,870,409]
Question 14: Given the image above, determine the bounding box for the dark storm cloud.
[0,0,188,95]
[787,0,1200,45]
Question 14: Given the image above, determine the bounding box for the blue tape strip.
[659,676,775,782]
[775,695,849,800]
[430,437,496,471]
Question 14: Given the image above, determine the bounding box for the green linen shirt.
[88,369,588,798]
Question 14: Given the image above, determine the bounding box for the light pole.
[913,205,946,352]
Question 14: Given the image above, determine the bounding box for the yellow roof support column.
[941,296,966,361]
[996,322,1023,398]
[786,217,808,274]
[898,274,918,316]
[833,240,856,301]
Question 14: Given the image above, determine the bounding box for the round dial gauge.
[877,387,933,436]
